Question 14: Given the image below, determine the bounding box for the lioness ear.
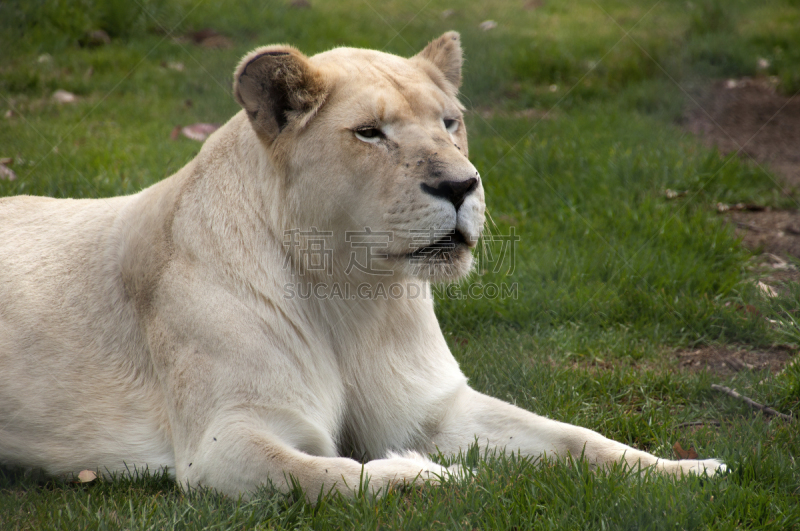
[414,31,463,89]
[233,45,327,141]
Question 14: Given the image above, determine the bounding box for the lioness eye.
[444,119,459,134]
[354,127,383,143]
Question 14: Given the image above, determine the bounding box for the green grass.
[440,107,791,345]
[2,0,800,529]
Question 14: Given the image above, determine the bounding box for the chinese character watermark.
[283,227,333,275]
[344,228,393,276]
[282,226,520,289]
[407,228,460,277]
[475,226,519,275]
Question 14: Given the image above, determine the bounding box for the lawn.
[2,0,799,529]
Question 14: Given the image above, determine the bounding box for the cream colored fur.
[0,33,724,498]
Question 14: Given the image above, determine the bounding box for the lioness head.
[233,32,485,283]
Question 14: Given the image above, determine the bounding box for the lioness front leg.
[149,280,454,500]
[177,415,452,499]
[432,386,725,477]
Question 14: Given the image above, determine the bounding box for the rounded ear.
[413,31,463,89]
[233,45,327,142]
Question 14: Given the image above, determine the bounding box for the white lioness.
[0,33,724,497]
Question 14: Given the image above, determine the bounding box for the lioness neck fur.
[0,33,724,498]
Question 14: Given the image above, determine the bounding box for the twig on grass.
[711,384,794,422]
[675,420,721,429]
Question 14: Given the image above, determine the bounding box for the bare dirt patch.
[684,78,800,263]
[729,210,800,262]
[684,77,800,190]
[675,345,795,376]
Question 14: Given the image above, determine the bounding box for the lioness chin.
[0,32,724,498]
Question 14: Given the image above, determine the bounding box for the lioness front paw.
[377,450,471,486]
[375,451,448,485]
[668,458,727,477]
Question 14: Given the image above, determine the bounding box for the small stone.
[52,90,77,104]
[78,470,97,483]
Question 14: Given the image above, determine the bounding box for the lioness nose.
[421,178,478,209]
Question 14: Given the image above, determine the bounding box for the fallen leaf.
[665,189,688,199]
[189,28,217,43]
[716,202,767,213]
[84,29,111,46]
[0,162,16,181]
[672,441,699,460]
[744,304,760,314]
[203,35,232,49]
[170,126,182,141]
[479,20,497,31]
[180,123,220,142]
[188,29,232,49]
[756,281,778,298]
[52,90,77,104]
[77,470,97,483]
[167,61,185,72]
[0,157,12,165]
[4,109,15,119]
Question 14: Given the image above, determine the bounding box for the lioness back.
[0,193,175,475]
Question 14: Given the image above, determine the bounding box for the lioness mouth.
[406,230,468,259]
